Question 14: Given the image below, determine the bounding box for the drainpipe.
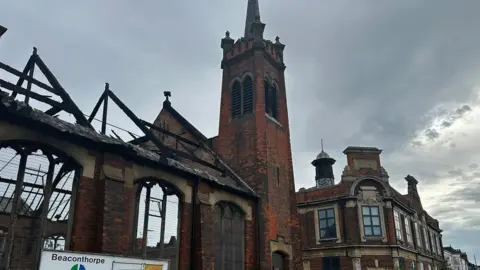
[342,201,349,258]
[256,197,263,269]
[189,178,199,270]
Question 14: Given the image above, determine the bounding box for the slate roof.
[0,90,256,197]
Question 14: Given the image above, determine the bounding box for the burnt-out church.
[0,0,302,269]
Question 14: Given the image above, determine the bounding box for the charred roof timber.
[0,25,7,38]
[0,45,257,197]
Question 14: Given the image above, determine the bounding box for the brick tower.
[215,1,301,269]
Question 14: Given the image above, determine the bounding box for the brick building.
[0,0,300,269]
[297,147,446,270]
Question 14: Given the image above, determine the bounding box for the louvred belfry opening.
[231,81,242,119]
[217,0,300,269]
[242,76,253,114]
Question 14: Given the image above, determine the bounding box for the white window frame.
[404,217,413,244]
[423,226,430,251]
[314,204,342,244]
[430,231,437,254]
[436,235,442,254]
[418,262,424,270]
[394,210,403,241]
[414,222,422,248]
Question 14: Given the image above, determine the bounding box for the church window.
[264,78,278,120]
[318,208,336,239]
[231,76,253,119]
[214,202,245,270]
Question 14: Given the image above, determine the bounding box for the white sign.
[39,250,169,270]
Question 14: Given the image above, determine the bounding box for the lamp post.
[0,25,7,38]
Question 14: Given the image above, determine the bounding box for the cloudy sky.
[2,0,480,261]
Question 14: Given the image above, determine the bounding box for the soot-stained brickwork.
[0,1,301,269]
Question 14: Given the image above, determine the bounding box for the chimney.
[342,146,384,180]
[405,175,423,210]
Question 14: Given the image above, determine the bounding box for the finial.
[275,36,280,43]
[32,47,38,55]
[105,82,110,91]
[225,31,230,38]
[321,139,324,151]
[164,91,171,101]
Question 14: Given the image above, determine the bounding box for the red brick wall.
[71,175,98,252]
[217,47,300,269]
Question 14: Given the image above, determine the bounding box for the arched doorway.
[272,251,287,270]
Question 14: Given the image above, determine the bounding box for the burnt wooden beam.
[127,131,137,140]
[24,48,37,104]
[9,56,33,99]
[88,91,106,123]
[101,83,109,134]
[33,54,92,128]
[159,192,168,256]
[141,186,151,259]
[0,78,72,112]
[107,90,172,157]
[110,129,123,141]
[0,177,72,194]
[2,153,28,270]
[128,135,149,145]
[0,58,59,96]
[141,120,200,148]
[34,154,55,268]
[153,146,223,173]
[44,106,63,116]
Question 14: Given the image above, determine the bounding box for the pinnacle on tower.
[244,0,261,38]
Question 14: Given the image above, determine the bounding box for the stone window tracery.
[214,202,245,270]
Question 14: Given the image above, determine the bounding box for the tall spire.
[244,0,261,38]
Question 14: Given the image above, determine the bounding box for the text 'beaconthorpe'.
[51,254,106,264]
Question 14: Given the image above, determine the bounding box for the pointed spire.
[244,0,261,38]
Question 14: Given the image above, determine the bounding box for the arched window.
[264,79,278,120]
[231,81,242,119]
[132,178,180,269]
[231,76,254,119]
[214,202,245,270]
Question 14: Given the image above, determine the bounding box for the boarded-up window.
[214,202,245,270]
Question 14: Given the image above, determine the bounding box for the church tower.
[215,1,300,269]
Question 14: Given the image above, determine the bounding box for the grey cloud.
[3,0,480,260]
